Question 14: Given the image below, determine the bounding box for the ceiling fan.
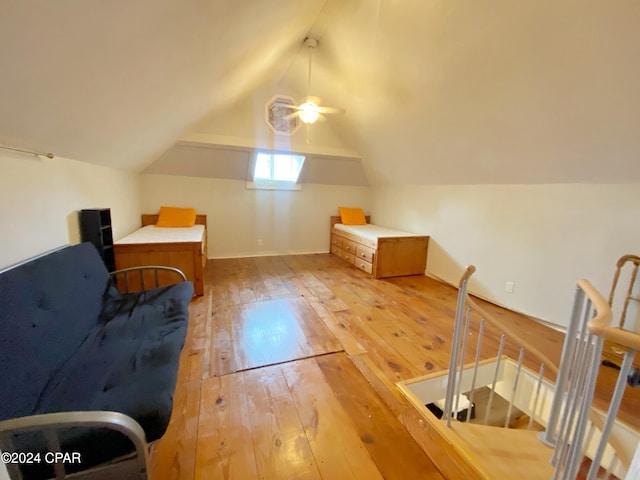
[283,37,346,125]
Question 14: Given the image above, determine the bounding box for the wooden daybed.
[330,216,429,279]
[114,214,207,295]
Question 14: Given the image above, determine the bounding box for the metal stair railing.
[444,265,638,479]
[443,266,559,429]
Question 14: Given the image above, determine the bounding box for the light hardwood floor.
[149,253,640,480]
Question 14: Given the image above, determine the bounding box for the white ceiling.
[2,1,640,185]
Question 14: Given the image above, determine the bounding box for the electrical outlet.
[257,239,263,246]
[505,281,514,293]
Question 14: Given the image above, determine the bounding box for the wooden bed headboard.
[141,214,207,227]
[330,215,371,228]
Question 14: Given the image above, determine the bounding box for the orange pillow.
[156,206,197,227]
[339,207,367,225]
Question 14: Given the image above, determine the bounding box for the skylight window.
[253,152,304,188]
[253,152,305,182]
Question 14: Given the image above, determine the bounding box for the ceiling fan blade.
[278,104,298,110]
[317,106,346,115]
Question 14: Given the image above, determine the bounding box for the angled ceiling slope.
[311,0,640,185]
[0,0,327,171]
[2,1,640,185]
[184,1,640,185]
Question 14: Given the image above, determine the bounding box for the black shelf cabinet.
[79,208,116,272]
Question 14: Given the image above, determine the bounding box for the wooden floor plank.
[184,287,210,353]
[281,358,385,480]
[236,300,310,371]
[202,289,213,378]
[345,299,443,376]
[210,306,238,377]
[187,352,203,384]
[149,380,201,480]
[349,353,412,417]
[316,353,445,480]
[243,365,322,480]
[249,257,278,302]
[214,298,343,376]
[334,308,424,381]
[371,303,452,372]
[253,256,300,300]
[305,298,368,355]
[284,256,352,312]
[286,298,343,356]
[195,375,258,480]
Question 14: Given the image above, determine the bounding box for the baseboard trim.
[208,250,330,260]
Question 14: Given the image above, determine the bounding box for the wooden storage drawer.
[331,235,342,249]
[355,245,375,263]
[355,259,373,274]
[341,239,358,255]
[335,248,355,265]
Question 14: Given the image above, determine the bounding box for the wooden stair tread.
[448,421,555,479]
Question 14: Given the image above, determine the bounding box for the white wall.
[0,151,141,269]
[370,184,640,328]
[140,174,370,258]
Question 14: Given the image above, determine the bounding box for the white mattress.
[115,225,205,244]
[334,223,420,242]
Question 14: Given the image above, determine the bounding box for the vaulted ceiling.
[2,1,639,185]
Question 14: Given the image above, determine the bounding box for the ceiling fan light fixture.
[263,36,343,133]
[298,101,320,124]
